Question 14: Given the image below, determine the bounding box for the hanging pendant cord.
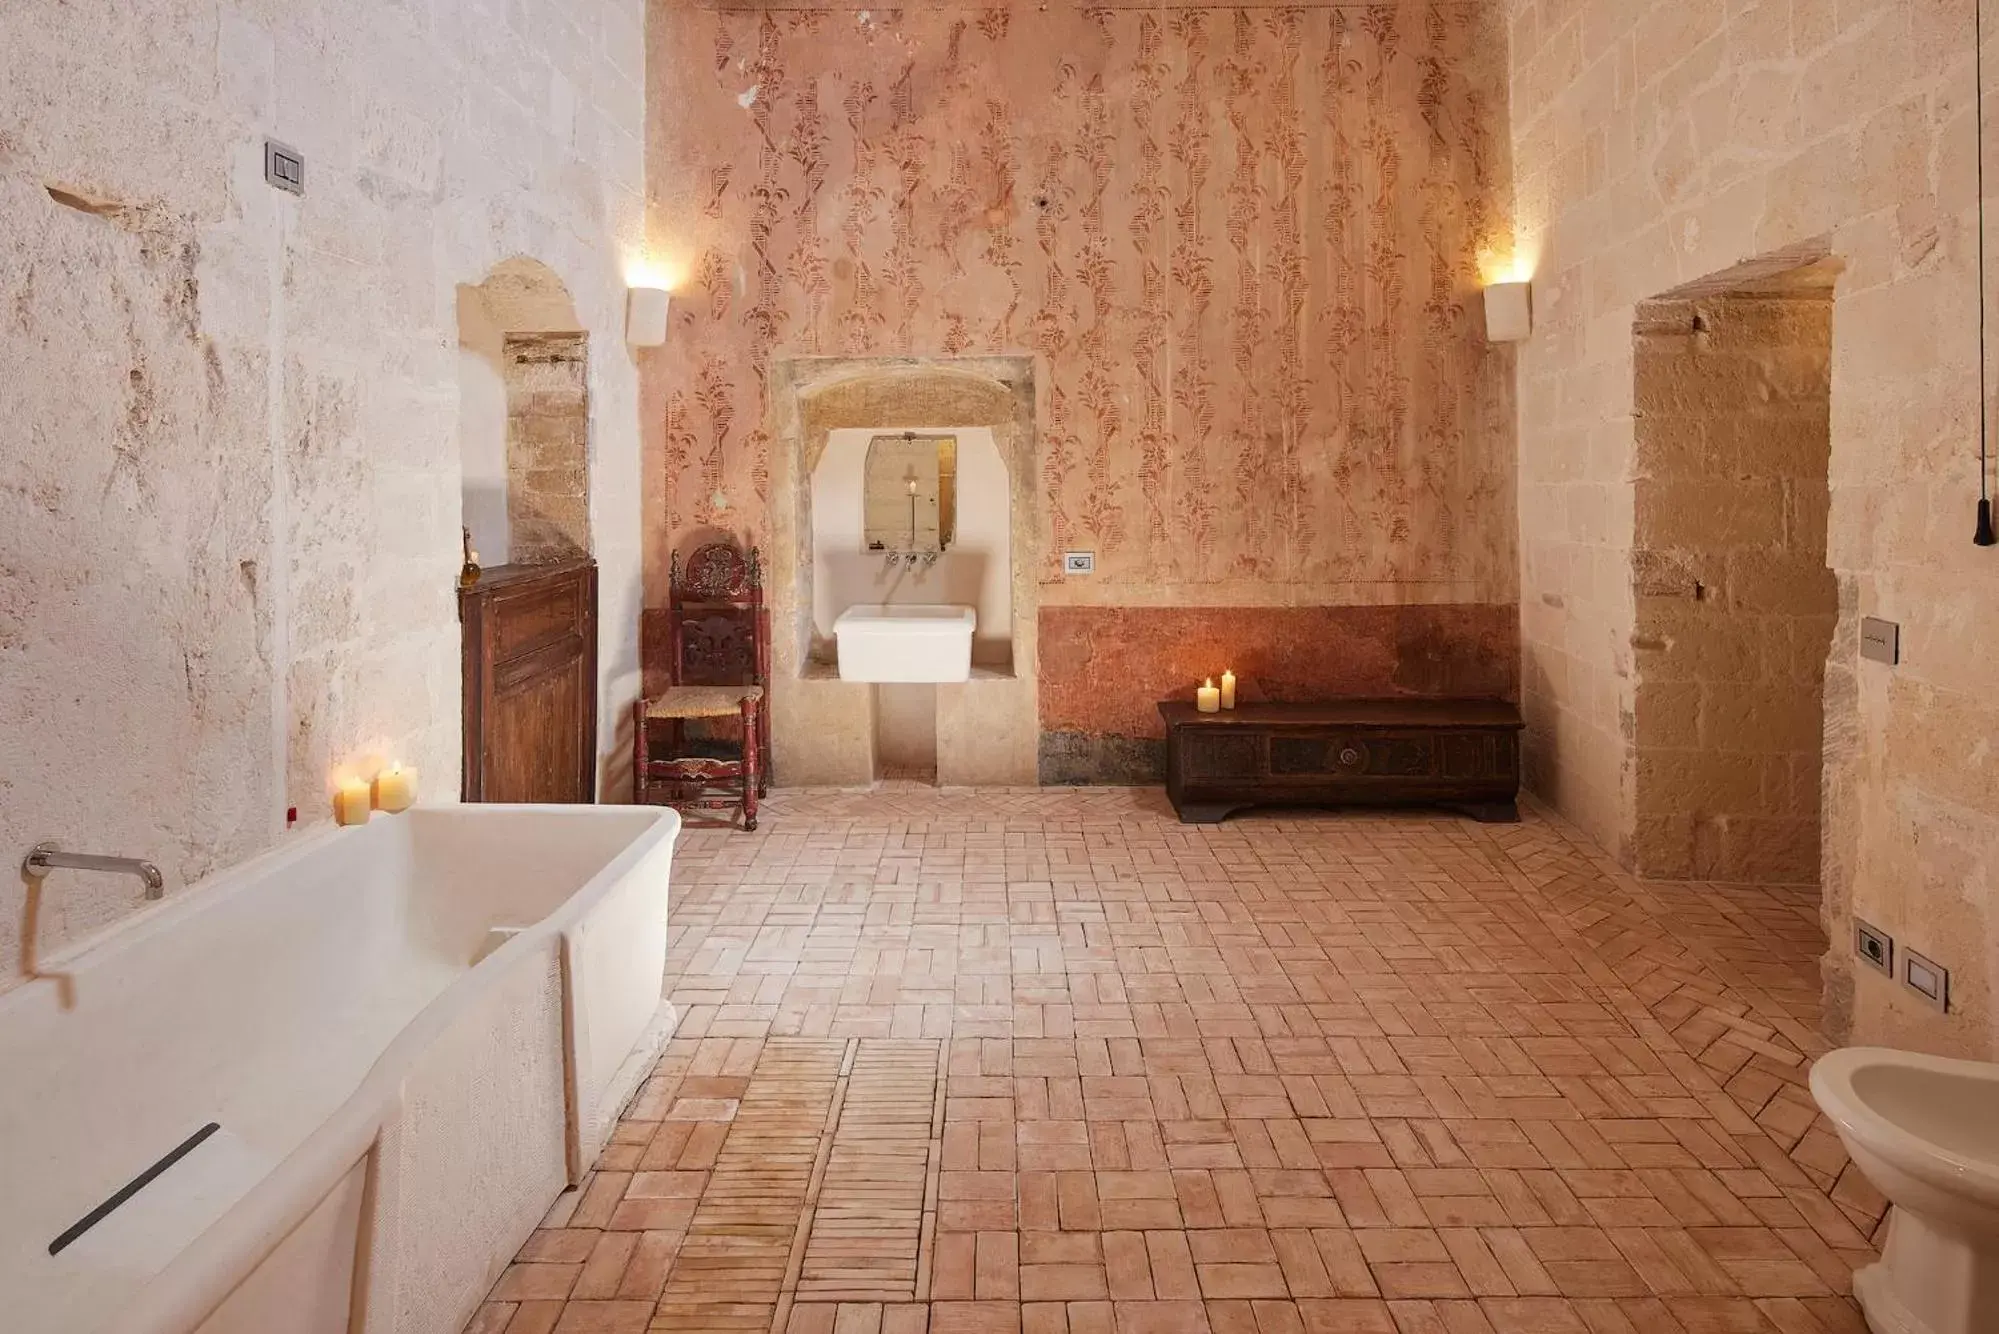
[1978,0,1997,542]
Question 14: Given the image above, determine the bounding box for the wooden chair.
[633,542,771,830]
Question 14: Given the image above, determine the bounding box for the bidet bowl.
[1812,1047,1999,1233]
[1811,1047,1999,1334]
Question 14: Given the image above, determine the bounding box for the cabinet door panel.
[1179,731,1261,780]
[462,560,598,802]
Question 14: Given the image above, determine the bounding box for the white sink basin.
[834,604,976,682]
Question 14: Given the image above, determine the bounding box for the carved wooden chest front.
[1159,699,1523,824]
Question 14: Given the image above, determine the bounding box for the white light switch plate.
[1905,949,1949,1012]
[1063,551,1094,575]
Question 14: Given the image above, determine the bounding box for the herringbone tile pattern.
[467,788,1881,1334]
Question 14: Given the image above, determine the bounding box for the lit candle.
[333,779,372,826]
[1196,678,1221,713]
[372,764,417,814]
[1220,669,1237,710]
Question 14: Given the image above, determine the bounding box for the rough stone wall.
[644,0,1520,779]
[1631,294,1836,884]
[505,333,593,564]
[0,0,646,983]
[1509,0,1999,1053]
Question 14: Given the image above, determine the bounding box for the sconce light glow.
[626,286,671,347]
[1477,236,1541,287]
[1484,280,1533,344]
[623,255,685,291]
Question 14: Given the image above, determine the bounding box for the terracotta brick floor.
[466,788,1885,1334]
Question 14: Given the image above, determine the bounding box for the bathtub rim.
[26,802,684,1334]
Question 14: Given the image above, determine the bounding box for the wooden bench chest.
[1158,698,1524,824]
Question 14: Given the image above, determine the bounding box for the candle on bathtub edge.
[1220,669,1237,710]
[1196,678,1221,713]
[373,764,417,814]
[333,779,372,826]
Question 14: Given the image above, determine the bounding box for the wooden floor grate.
[652,1040,847,1333]
[797,1040,941,1302]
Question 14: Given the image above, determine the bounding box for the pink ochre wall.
[643,0,1518,775]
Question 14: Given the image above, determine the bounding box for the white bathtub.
[0,803,681,1334]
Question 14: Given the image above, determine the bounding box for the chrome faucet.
[22,842,165,900]
[885,551,904,569]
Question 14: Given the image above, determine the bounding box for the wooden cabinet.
[1159,699,1522,824]
[460,558,598,803]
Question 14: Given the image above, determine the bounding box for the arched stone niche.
[767,356,1039,786]
[457,257,591,566]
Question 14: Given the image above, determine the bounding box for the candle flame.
[1203,678,1214,687]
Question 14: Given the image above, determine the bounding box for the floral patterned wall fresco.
[643,0,1517,775]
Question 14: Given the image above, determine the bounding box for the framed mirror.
[863,432,957,552]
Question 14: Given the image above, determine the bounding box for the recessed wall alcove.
[1630,249,1839,887]
[457,257,593,567]
[768,356,1039,786]
[810,427,1014,673]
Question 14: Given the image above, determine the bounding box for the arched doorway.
[457,257,592,565]
[456,258,599,802]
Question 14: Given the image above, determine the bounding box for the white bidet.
[1811,1047,1999,1334]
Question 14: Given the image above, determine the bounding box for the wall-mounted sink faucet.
[22,842,165,900]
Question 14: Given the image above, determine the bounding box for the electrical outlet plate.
[1063,551,1094,575]
[1854,919,1893,975]
[264,140,304,196]
[1904,948,1949,1012]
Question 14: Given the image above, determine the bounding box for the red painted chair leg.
[757,703,771,798]
[741,698,761,831]
[632,699,650,805]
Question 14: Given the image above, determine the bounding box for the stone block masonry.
[1509,0,1999,1052]
[1631,293,1836,885]
[506,333,592,565]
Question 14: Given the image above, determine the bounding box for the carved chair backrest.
[669,542,767,689]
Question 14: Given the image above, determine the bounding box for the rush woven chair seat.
[644,684,764,719]
[634,542,771,830]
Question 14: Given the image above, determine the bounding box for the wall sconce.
[626,287,671,347]
[1484,281,1533,343]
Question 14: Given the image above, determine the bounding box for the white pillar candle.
[333,779,372,826]
[1220,669,1237,709]
[372,765,417,814]
[1196,679,1221,713]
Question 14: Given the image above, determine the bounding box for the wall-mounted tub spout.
[22,842,165,900]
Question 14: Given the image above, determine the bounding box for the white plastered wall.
[0,0,648,982]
